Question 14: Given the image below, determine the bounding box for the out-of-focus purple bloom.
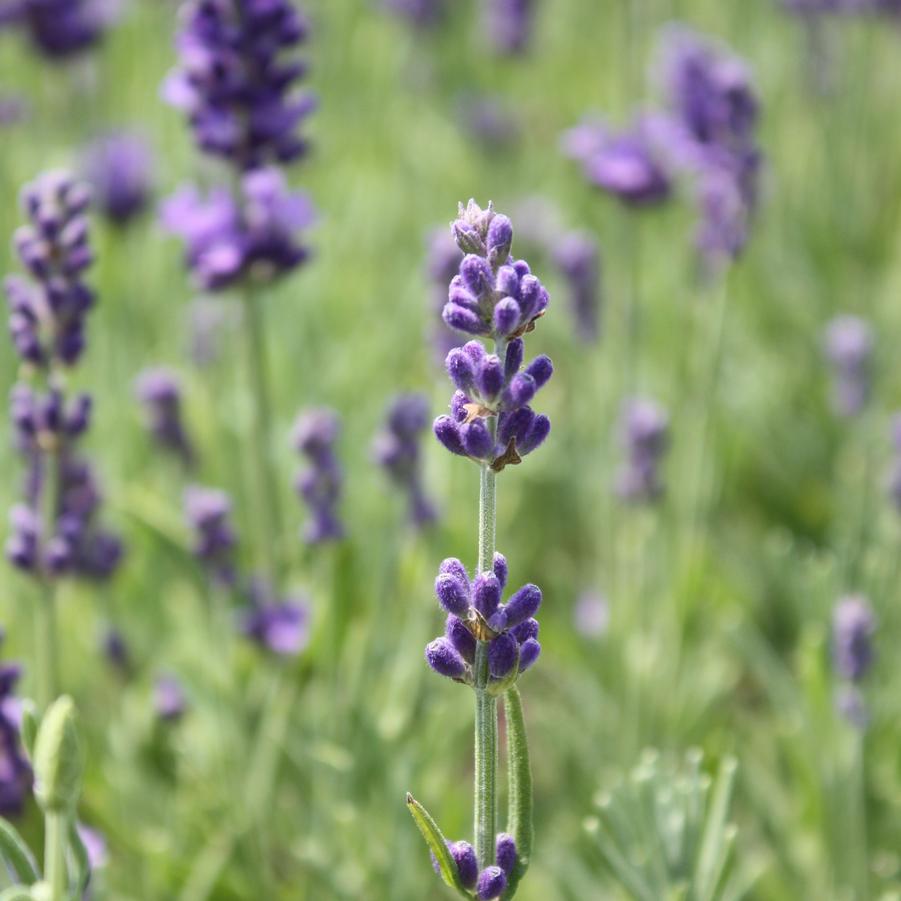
[372,393,437,528]
[101,625,130,676]
[81,132,154,226]
[554,231,601,342]
[0,634,32,817]
[161,169,314,291]
[0,95,27,126]
[835,684,869,729]
[562,117,672,207]
[382,0,445,28]
[426,554,541,685]
[615,398,670,503]
[458,95,519,149]
[293,408,344,544]
[5,0,116,60]
[427,227,463,362]
[240,578,310,656]
[832,595,875,683]
[154,675,187,722]
[162,0,315,171]
[484,0,534,55]
[824,315,873,417]
[184,485,237,585]
[135,368,195,466]
[574,590,609,638]
[656,26,762,271]
[5,171,94,368]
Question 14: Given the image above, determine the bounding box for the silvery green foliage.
[584,749,752,901]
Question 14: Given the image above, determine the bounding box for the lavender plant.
[823,315,873,417]
[553,231,601,343]
[372,393,438,529]
[80,132,155,228]
[135,368,195,467]
[293,408,344,544]
[0,0,114,60]
[483,0,535,55]
[0,635,32,817]
[4,172,123,710]
[831,595,875,728]
[615,398,670,503]
[409,200,550,900]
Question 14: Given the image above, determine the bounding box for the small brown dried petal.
[490,438,521,473]
[510,310,546,339]
[462,402,494,424]
[464,609,500,642]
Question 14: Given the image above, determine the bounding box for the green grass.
[2,0,901,897]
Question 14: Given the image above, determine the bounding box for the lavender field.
[0,1,900,899]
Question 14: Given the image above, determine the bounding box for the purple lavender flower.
[425,553,542,685]
[0,634,32,816]
[184,485,237,585]
[382,0,446,28]
[135,368,195,466]
[162,0,315,171]
[5,171,94,368]
[101,625,130,676]
[154,675,187,722]
[161,169,314,291]
[656,26,762,271]
[7,0,115,60]
[240,578,310,656]
[562,116,672,207]
[615,398,670,503]
[476,865,507,899]
[372,393,437,528]
[553,231,601,342]
[832,595,875,683]
[430,839,479,888]
[81,132,154,227]
[483,0,534,55]
[293,408,343,544]
[824,315,873,417]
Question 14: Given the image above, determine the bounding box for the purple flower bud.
[475,356,504,401]
[492,552,508,590]
[496,265,521,298]
[446,348,476,391]
[443,303,486,336]
[460,254,494,298]
[495,833,517,876]
[518,414,551,455]
[832,595,875,683]
[488,632,518,679]
[472,572,502,618]
[450,840,479,889]
[241,589,310,657]
[511,617,539,644]
[294,407,344,544]
[425,637,467,679]
[502,373,536,410]
[498,407,535,449]
[435,573,471,617]
[518,637,541,672]
[486,213,513,264]
[439,557,469,583]
[502,583,542,628]
[461,420,494,459]
[476,865,507,899]
[493,298,521,337]
[446,614,476,664]
[504,338,524,379]
[524,355,553,389]
[434,415,466,456]
[453,221,486,256]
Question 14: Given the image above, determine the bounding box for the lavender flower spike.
[615,398,670,503]
[554,231,602,342]
[163,0,315,171]
[240,578,310,657]
[832,595,875,683]
[824,315,873,417]
[135,368,195,466]
[294,408,344,544]
[372,393,437,528]
[10,0,115,61]
[0,632,32,816]
[81,132,155,227]
[184,485,237,585]
[484,0,535,55]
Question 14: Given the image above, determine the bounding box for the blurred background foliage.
[1,0,901,898]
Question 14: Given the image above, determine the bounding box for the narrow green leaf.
[68,822,91,895]
[405,793,467,897]
[501,686,532,900]
[695,757,738,901]
[0,818,40,885]
[0,887,34,900]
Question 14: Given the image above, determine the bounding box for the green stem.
[502,686,533,899]
[240,286,283,585]
[44,812,68,901]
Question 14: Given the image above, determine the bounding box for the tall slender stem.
[474,354,500,866]
[36,445,61,710]
[44,811,68,901]
[240,286,283,585]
